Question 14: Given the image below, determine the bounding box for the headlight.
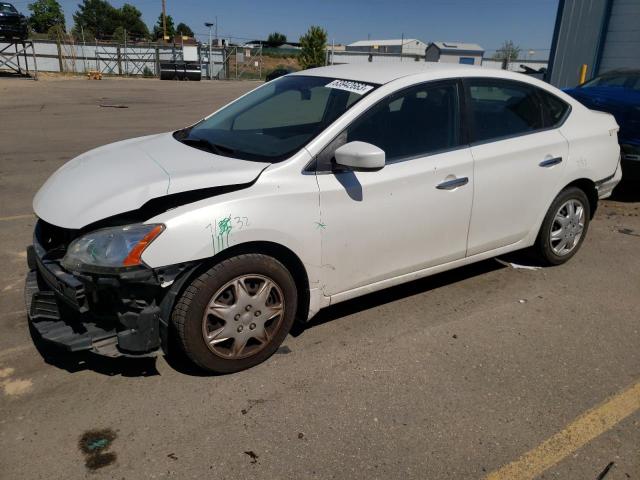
[61,224,164,273]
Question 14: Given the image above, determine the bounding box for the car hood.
[33,132,268,229]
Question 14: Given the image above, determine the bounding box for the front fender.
[141,165,323,287]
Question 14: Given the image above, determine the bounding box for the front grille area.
[35,220,79,259]
[0,16,21,26]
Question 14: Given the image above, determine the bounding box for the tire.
[172,254,298,374]
[533,186,591,265]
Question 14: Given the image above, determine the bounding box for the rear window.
[0,3,18,13]
[538,90,570,127]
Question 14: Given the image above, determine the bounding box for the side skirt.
[326,238,532,307]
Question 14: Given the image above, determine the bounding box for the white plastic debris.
[496,259,542,270]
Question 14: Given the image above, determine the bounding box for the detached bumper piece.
[25,242,162,358]
[26,271,118,354]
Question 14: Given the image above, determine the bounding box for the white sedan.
[26,64,621,373]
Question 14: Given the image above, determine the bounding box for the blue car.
[564,70,640,179]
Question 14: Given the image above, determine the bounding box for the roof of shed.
[348,39,426,47]
[431,41,484,53]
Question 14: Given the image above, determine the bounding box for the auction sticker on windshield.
[325,79,374,95]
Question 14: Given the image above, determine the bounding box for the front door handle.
[436,177,469,190]
[539,156,563,167]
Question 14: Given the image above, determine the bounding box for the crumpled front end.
[25,220,192,357]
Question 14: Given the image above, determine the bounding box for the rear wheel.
[172,254,297,373]
[533,187,591,265]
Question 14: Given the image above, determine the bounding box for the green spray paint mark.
[216,215,232,251]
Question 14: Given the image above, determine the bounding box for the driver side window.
[346,81,461,162]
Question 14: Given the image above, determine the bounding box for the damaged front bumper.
[25,223,194,358]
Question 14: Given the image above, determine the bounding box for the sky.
[10,0,560,59]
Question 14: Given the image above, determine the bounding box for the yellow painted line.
[485,381,640,480]
[0,214,34,222]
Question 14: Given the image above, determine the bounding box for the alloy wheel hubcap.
[201,274,284,359]
[550,199,585,256]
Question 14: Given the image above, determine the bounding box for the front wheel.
[172,254,298,374]
[533,187,591,265]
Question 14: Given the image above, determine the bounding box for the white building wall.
[402,41,428,56]
[439,54,482,65]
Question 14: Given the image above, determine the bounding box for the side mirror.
[334,141,385,171]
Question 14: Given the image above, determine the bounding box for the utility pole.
[80,25,87,72]
[400,32,404,62]
[205,22,214,79]
[162,0,167,41]
[331,39,334,65]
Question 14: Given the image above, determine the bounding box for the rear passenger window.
[538,90,570,127]
[345,82,461,162]
[468,80,545,142]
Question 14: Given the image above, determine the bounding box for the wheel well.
[565,178,598,218]
[182,241,311,324]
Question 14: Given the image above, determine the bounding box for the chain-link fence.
[0,36,270,80]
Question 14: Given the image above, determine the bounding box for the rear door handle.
[436,177,469,190]
[539,156,563,167]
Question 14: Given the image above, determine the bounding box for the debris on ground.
[99,104,129,108]
[241,398,266,415]
[244,451,259,463]
[617,228,640,237]
[496,259,542,270]
[78,429,117,470]
[276,345,292,354]
[87,70,102,80]
[78,429,116,455]
[596,461,615,480]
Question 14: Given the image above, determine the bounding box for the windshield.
[175,75,378,162]
[582,73,640,91]
[0,3,18,13]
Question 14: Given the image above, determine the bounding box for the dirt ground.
[0,76,639,480]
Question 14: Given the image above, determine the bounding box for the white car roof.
[291,62,538,87]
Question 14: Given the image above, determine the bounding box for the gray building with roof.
[346,39,428,56]
[425,42,485,66]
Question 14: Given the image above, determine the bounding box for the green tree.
[175,22,194,37]
[493,40,521,62]
[153,13,175,40]
[112,25,126,43]
[73,0,119,39]
[267,31,287,46]
[47,23,66,40]
[118,3,148,39]
[28,0,65,33]
[299,26,327,69]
